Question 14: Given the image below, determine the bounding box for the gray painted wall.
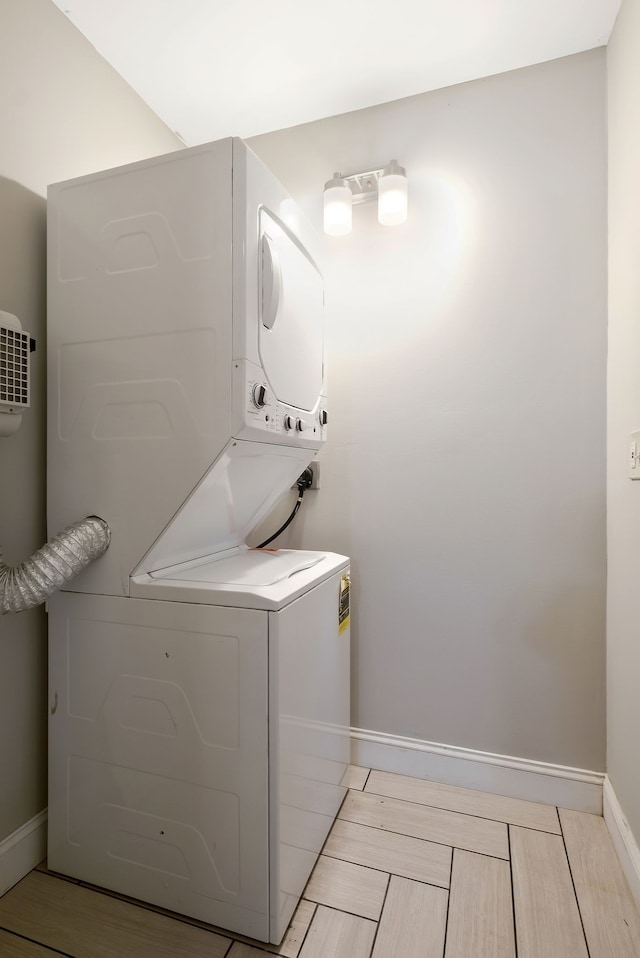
[249,50,608,771]
[0,0,180,843]
[0,0,609,852]
[607,0,640,840]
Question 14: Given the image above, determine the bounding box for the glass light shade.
[378,161,408,226]
[323,174,352,236]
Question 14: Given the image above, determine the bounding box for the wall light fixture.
[323,161,408,235]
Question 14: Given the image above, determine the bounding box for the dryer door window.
[259,211,323,412]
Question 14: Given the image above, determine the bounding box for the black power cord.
[256,467,314,549]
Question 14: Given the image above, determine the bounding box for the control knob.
[295,418,306,433]
[252,383,268,408]
[319,408,328,426]
[283,414,294,431]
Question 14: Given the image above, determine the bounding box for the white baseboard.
[603,776,640,910]
[0,810,47,896]
[351,727,604,813]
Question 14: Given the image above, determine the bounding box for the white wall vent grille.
[0,324,30,409]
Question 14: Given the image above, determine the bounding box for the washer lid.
[133,439,313,575]
[259,210,324,412]
[131,549,350,611]
[150,548,324,587]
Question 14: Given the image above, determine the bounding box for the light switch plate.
[630,431,640,479]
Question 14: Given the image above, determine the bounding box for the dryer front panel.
[259,210,323,413]
[231,139,327,448]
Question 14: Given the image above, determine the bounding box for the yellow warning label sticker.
[339,572,350,635]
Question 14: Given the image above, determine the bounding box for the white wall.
[250,49,607,770]
[607,0,640,839]
[0,0,181,843]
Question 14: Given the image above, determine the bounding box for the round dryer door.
[259,211,323,412]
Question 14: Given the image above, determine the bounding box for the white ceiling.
[53,0,621,146]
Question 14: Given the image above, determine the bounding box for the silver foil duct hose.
[0,516,111,614]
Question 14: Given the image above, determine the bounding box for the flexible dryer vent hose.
[0,516,111,614]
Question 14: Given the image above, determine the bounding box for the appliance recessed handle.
[261,235,281,331]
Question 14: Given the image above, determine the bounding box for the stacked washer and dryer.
[46,138,350,945]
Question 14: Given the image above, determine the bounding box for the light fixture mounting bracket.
[341,169,384,205]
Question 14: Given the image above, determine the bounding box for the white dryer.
[46,139,350,944]
[47,137,330,595]
[48,550,350,944]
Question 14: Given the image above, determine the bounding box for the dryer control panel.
[232,359,327,448]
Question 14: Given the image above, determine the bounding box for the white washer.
[46,139,349,944]
[48,550,350,944]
